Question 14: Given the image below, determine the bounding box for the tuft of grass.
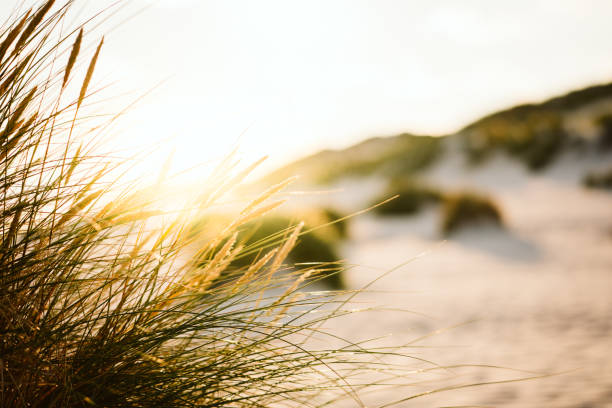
[372,181,504,238]
[583,167,612,190]
[440,191,504,235]
[373,179,444,216]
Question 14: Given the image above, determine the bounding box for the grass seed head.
[78,36,103,109]
[15,0,55,55]
[0,9,31,62]
[63,28,82,88]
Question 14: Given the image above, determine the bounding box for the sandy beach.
[299,150,612,407]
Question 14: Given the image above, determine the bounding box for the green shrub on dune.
[441,192,504,235]
[583,167,612,190]
[321,207,349,238]
[297,207,349,241]
[522,127,566,170]
[232,215,345,289]
[372,180,504,236]
[192,208,349,289]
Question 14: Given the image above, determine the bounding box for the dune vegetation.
[264,133,442,185]
[265,83,612,189]
[458,83,612,169]
[372,179,443,216]
[583,167,612,190]
[218,213,346,289]
[187,206,349,290]
[460,112,568,170]
[594,113,612,150]
[440,191,504,235]
[373,179,504,235]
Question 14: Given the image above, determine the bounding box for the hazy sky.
[5,1,612,174]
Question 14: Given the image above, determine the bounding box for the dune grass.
[583,167,612,190]
[373,179,504,236]
[440,191,504,235]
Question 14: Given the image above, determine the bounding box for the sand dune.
[293,151,612,407]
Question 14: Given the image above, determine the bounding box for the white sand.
[295,151,612,407]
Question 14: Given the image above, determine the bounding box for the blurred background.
[62,0,612,175]
[4,1,612,406]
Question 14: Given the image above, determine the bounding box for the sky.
[5,0,612,176]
